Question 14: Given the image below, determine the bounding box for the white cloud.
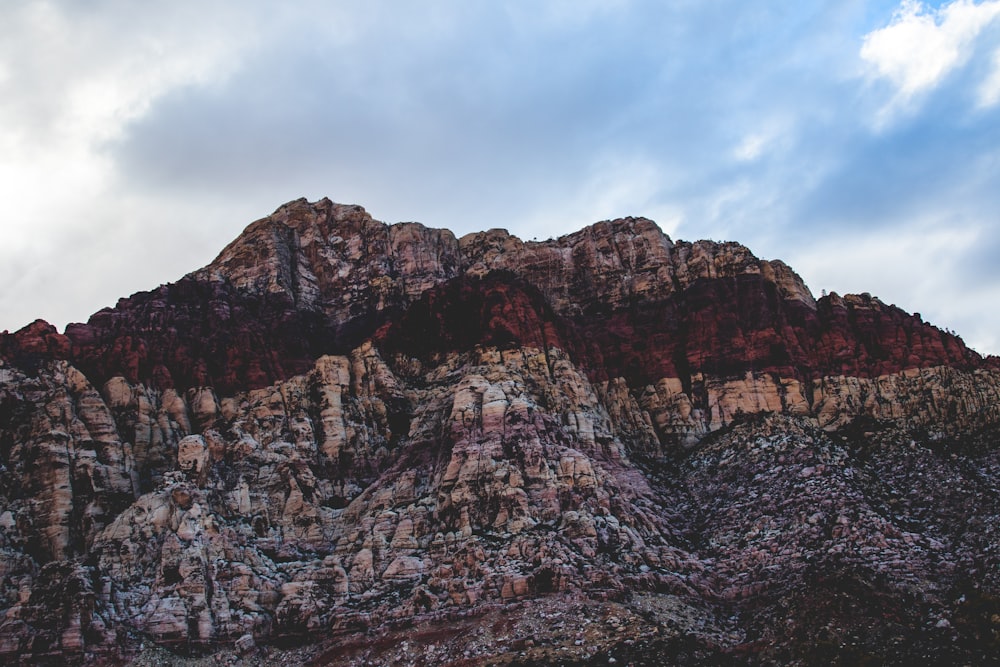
[0,3,250,149]
[860,0,1000,117]
[729,112,799,165]
[734,133,768,162]
[0,2,261,330]
[0,2,246,249]
[978,46,1000,105]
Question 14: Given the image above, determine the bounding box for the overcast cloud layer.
[2,0,999,354]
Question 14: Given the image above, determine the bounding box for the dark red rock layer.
[375,271,981,392]
[374,271,576,367]
[567,278,978,386]
[2,274,984,401]
[1,279,394,396]
[0,320,72,370]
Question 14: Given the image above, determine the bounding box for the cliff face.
[1,198,999,665]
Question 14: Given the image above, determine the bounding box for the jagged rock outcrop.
[1,198,999,665]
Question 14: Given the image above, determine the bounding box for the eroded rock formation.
[1,198,999,665]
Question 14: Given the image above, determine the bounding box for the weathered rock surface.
[1,198,999,665]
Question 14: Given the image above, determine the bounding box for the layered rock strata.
[0,198,998,664]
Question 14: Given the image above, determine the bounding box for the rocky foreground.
[1,198,999,665]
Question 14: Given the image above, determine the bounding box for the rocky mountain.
[1,197,999,665]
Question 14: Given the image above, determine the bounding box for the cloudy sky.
[2,0,999,354]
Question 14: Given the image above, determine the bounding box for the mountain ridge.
[1,198,999,664]
[4,197,992,394]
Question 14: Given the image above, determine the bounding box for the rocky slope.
[1,198,999,665]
